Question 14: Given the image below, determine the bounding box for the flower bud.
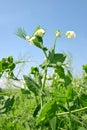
[66,31,76,39]
[28,36,36,45]
[35,28,45,37]
[55,30,61,37]
[25,35,35,45]
[25,36,30,41]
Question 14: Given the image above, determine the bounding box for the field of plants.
[0,26,87,130]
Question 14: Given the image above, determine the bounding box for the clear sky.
[0,0,87,76]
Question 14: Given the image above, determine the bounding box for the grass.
[0,73,87,130]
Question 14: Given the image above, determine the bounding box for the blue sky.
[0,0,87,76]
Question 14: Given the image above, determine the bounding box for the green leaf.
[8,63,16,71]
[2,58,9,70]
[36,101,58,125]
[4,96,15,112]
[78,127,87,130]
[23,75,40,96]
[0,56,17,79]
[0,96,15,114]
[0,61,2,73]
[66,86,75,101]
[33,25,41,35]
[16,28,27,39]
[49,116,57,130]
[83,64,87,73]
[53,53,66,63]
[79,93,87,106]
[65,70,72,86]
[48,48,55,61]
[55,66,65,79]
[8,56,13,63]
[33,104,41,117]
[48,50,66,64]
[33,36,47,51]
[21,88,30,94]
[31,66,39,75]
[58,104,68,111]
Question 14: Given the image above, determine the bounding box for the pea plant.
[0,26,87,130]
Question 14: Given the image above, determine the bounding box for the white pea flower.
[28,36,36,45]
[66,31,76,39]
[55,30,61,37]
[46,74,52,80]
[25,36,30,41]
[25,35,35,45]
[35,28,45,37]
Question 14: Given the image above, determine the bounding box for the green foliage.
[0,56,16,79]
[49,116,57,130]
[83,64,87,73]
[0,96,15,114]
[36,101,58,125]
[48,48,66,65]
[15,28,27,39]
[23,75,40,96]
[33,35,48,51]
[33,104,41,117]
[0,26,87,130]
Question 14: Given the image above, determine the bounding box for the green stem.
[40,50,48,130]
[43,50,48,59]
[41,67,47,107]
[40,50,48,108]
[53,37,57,52]
[57,106,87,116]
[42,50,48,92]
[66,100,73,130]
